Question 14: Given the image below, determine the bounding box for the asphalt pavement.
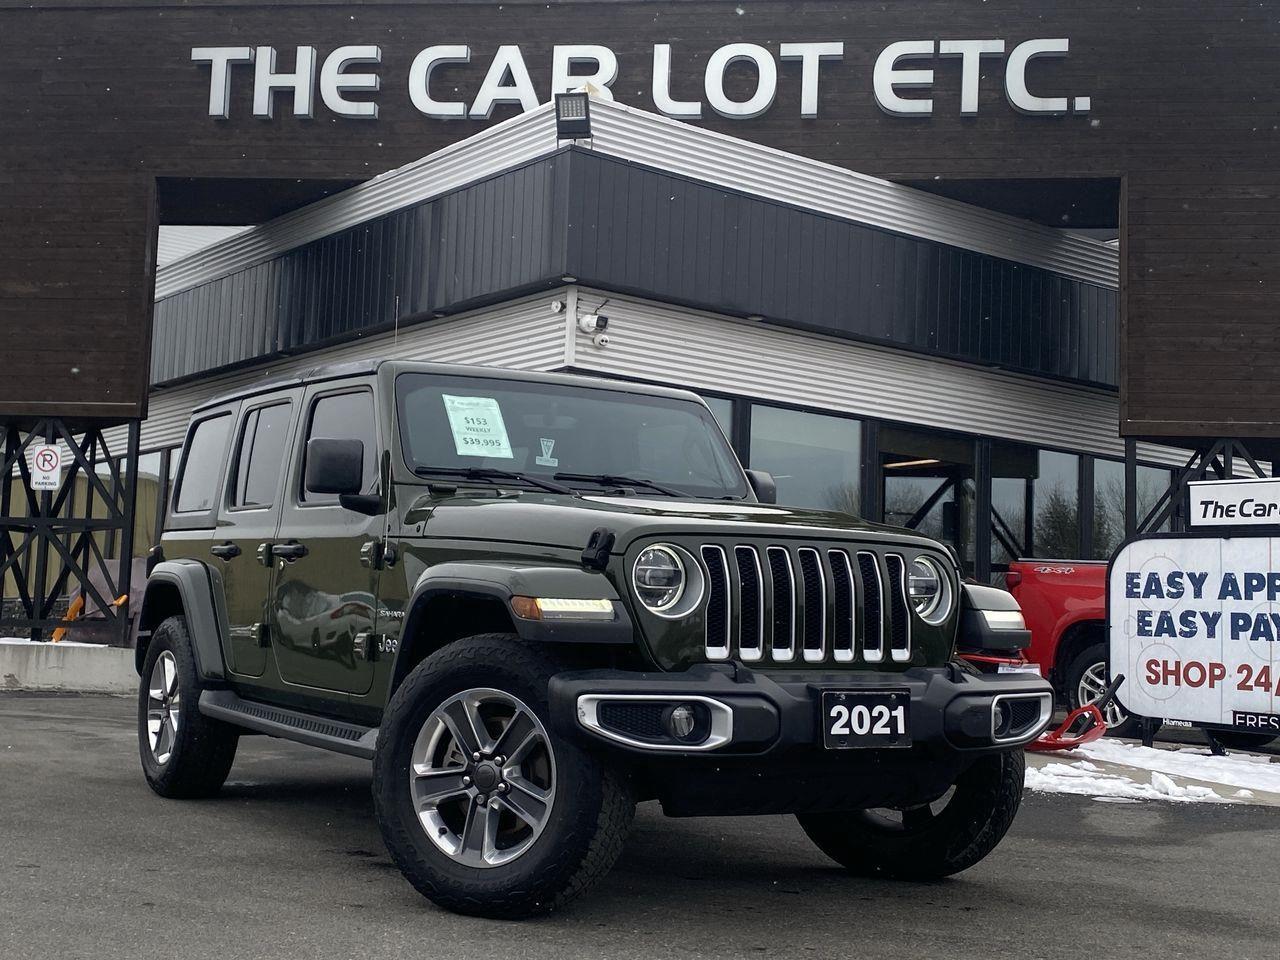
[2,692,1278,960]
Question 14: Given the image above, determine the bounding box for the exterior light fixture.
[555,92,591,140]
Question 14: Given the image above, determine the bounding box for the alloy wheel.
[1078,661,1127,728]
[409,688,556,868]
[146,651,181,764]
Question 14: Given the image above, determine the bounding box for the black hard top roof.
[192,359,704,413]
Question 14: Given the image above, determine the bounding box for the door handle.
[210,542,241,560]
[271,542,309,561]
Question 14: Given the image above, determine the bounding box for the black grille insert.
[798,548,825,659]
[701,545,731,657]
[598,702,667,741]
[884,554,910,658]
[735,546,763,659]
[828,550,855,660]
[767,546,795,659]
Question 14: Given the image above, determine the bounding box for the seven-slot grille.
[697,544,912,666]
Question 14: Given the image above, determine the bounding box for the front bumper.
[548,662,1053,758]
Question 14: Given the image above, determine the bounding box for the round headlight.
[908,557,951,624]
[633,544,686,613]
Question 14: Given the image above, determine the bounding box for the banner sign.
[1188,476,1280,528]
[1109,535,1280,733]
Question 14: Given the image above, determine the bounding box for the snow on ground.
[1027,739,1280,805]
[1078,739,1280,794]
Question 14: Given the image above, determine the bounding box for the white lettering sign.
[1110,536,1280,732]
[1189,477,1280,528]
[191,38,1093,121]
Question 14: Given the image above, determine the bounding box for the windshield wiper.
[413,466,577,496]
[553,472,689,498]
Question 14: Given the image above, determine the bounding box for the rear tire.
[1064,642,1141,739]
[373,634,634,918]
[797,749,1025,880]
[137,616,239,798]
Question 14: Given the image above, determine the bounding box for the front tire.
[137,616,239,798]
[1064,642,1141,739]
[797,749,1025,880]
[372,634,634,918]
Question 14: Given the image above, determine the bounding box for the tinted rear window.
[175,414,232,513]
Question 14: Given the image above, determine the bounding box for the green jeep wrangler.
[137,360,1052,917]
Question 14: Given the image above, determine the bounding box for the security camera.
[592,332,611,348]
[578,313,609,334]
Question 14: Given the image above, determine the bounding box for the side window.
[174,413,232,514]
[230,402,292,509]
[302,390,376,504]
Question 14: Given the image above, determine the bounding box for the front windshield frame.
[393,372,750,501]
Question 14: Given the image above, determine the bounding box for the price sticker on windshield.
[442,395,513,459]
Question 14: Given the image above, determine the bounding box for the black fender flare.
[137,559,229,681]
[388,561,635,689]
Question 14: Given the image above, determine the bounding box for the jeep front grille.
[702,544,911,666]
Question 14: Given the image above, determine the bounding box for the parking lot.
[2,692,1278,960]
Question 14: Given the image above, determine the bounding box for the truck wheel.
[373,634,634,918]
[1064,642,1140,738]
[137,616,239,798]
[797,749,1025,880]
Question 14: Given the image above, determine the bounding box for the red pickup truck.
[1006,559,1276,747]
[1004,561,1132,732]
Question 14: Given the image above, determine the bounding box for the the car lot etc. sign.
[1110,535,1280,734]
[1188,476,1280,528]
[29,445,62,491]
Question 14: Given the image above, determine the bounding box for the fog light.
[664,703,698,740]
[994,699,1013,737]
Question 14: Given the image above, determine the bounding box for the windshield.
[395,373,749,500]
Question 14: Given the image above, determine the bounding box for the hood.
[402,488,944,554]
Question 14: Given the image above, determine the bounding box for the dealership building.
[107,97,1177,583]
[4,0,1278,631]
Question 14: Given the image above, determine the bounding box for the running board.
[199,689,378,760]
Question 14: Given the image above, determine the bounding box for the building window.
[748,405,861,512]
[880,425,976,570]
[701,396,734,440]
[991,444,1080,568]
[1091,459,1173,559]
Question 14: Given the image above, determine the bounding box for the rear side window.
[174,414,232,513]
[231,402,292,509]
[302,390,376,503]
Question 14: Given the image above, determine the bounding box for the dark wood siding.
[0,0,1276,440]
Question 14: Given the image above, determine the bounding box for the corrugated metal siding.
[587,100,1117,288]
[565,287,1183,467]
[112,294,565,452]
[150,156,568,385]
[154,103,561,300]
[154,98,1116,302]
[566,152,1117,386]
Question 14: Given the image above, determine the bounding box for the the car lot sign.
[29,445,62,491]
[1110,535,1280,733]
[1188,476,1280,528]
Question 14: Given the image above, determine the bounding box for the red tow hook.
[1027,674,1126,753]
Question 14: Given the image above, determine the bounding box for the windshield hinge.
[581,527,615,571]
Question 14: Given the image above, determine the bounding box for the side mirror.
[305,438,364,496]
[745,469,777,504]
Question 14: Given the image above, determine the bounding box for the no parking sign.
[30,444,62,491]
[1109,534,1280,734]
